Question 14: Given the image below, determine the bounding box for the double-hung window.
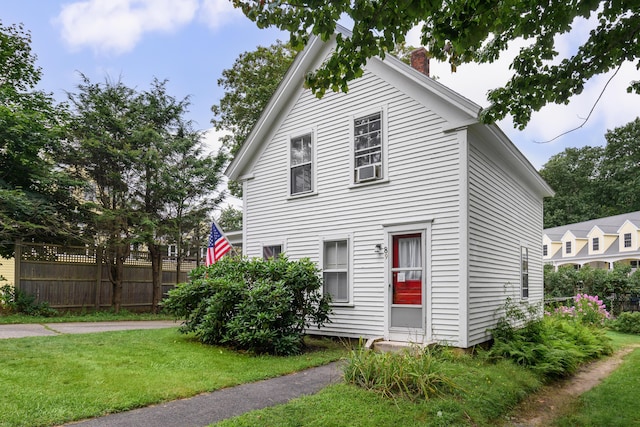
[566,241,572,254]
[290,133,313,195]
[521,247,529,299]
[354,112,383,183]
[323,239,349,303]
[543,244,548,257]
[624,233,632,248]
[592,237,600,251]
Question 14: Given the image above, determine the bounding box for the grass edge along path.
[212,350,543,427]
[552,344,640,426]
[212,332,640,427]
[0,328,345,427]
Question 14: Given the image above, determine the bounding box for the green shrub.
[0,284,57,317]
[162,256,331,355]
[489,301,613,379]
[343,344,457,401]
[609,311,640,335]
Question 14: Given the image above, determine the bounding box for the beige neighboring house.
[543,211,640,270]
[0,256,15,287]
[225,25,553,348]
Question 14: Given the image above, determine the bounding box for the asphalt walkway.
[67,362,342,427]
[1,321,343,426]
[0,320,178,339]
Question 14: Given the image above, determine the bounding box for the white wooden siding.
[467,135,544,346]
[244,69,463,341]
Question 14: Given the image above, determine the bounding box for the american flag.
[206,221,231,266]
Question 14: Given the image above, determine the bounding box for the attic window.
[354,112,383,183]
[592,237,599,251]
[290,133,313,195]
[566,241,572,254]
[624,233,632,248]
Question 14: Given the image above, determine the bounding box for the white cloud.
[405,21,640,162]
[201,128,243,209]
[198,0,244,30]
[55,0,199,55]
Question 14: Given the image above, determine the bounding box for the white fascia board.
[225,34,329,181]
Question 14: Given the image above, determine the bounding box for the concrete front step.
[365,337,434,353]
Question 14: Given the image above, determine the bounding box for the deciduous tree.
[211,40,298,196]
[0,21,80,257]
[234,1,639,128]
[540,146,606,228]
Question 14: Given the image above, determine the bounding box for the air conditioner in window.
[356,164,381,182]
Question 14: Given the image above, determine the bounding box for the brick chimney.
[410,48,430,77]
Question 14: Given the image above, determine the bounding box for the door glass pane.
[393,234,422,305]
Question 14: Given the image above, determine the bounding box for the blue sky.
[4,1,640,208]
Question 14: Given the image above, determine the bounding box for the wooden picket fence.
[14,242,199,312]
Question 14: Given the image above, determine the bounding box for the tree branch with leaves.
[233,0,640,129]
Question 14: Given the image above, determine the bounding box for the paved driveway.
[0,320,179,339]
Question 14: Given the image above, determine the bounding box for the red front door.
[392,233,422,305]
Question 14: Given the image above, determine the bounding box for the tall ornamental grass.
[343,344,458,401]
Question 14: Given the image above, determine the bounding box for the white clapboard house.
[226,26,554,348]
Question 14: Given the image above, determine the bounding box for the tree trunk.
[149,243,163,313]
[106,243,128,314]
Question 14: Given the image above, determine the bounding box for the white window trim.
[382,219,432,342]
[261,241,286,260]
[564,240,573,256]
[349,105,389,188]
[521,246,529,300]
[319,234,353,307]
[287,128,317,199]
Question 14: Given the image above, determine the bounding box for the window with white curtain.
[323,240,349,303]
[397,236,422,281]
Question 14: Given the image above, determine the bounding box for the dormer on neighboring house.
[618,220,640,252]
[544,211,640,271]
[561,231,588,257]
[542,234,562,259]
[587,225,617,256]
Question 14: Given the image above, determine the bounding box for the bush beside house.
[162,256,332,355]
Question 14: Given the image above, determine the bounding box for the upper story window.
[290,133,313,195]
[354,112,383,183]
[592,237,600,251]
[624,233,632,248]
[543,244,548,257]
[566,241,572,254]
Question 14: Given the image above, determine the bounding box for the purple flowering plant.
[546,293,610,327]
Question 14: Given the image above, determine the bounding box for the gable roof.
[544,211,640,238]
[225,25,553,197]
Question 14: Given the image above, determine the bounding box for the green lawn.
[0,328,344,427]
[213,352,543,427]
[213,331,640,427]
[552,331,640,426]
[0,311,174,324]
[3,323,639,427]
